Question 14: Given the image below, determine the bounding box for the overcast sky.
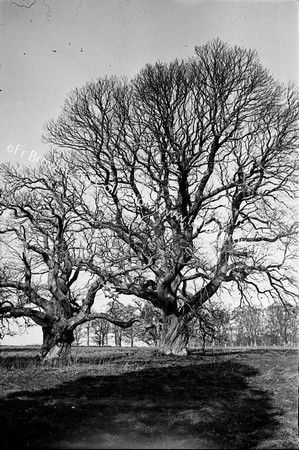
[0,0,298,344]
[0,0,298,167]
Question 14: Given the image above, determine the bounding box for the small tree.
[73,325,85,346]
[265,303,298,345]
[134,301,163,347]
[106,300,132,347]
[189,301,232,350]
[90,319,110,346]
[121,305,138,347]
[232,306,265,346]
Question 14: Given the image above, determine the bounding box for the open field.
[0,346,298,449]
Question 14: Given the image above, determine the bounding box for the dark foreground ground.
[0,346,298,449]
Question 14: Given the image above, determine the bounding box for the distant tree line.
[72,301,298,349]
[188,302,298,348]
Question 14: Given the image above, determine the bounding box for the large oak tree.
[44,39,299,355]
[1,39,298,357]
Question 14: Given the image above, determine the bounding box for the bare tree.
[7,39,299,356]
[189,301,232,350]
[105,300,132,347]
[265,303,298,346]
[232,306,265,346]
[0,158,140,362]
[133,300,163,347]
[73,324,85,346]
[90,318,110,346]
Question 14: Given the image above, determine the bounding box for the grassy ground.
[0,346,298,449]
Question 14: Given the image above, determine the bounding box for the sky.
[0,0,298,345]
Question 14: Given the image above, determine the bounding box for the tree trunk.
[41,326,74,365]
[160,314,189,356]
[86,322,90,346]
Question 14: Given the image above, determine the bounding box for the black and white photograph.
[0,0,298,448]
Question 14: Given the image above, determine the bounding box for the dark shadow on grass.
[0,359,279,449]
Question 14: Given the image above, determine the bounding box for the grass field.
[0,345,298,449]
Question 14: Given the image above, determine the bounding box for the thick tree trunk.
[42,342,72,363]
[41,326,74,365]
[160,314,189,356]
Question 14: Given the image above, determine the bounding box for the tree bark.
[40,326,74,365]
[160,314,189,356]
